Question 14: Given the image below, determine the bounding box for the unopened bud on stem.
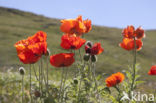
[91,55,97,62]
[19,67,25,75]
[73,78,78,84]
[34,90,41,98]
[83,53,90,61]
[85,41,93,48]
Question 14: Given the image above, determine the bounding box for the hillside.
[0,6,155,86]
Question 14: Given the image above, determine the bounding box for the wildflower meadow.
[0,13,156,103]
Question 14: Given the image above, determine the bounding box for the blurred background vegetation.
[0,7,155,93]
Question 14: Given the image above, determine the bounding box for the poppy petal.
[105,72,125,87]
[148,65,156,75]
[50,53,75,67]
[119,38,143,51]
[60,34,86,50]
[135,27,145,39]
[90,43,104,55]
[14,31,47,64]
[122,25,135,39]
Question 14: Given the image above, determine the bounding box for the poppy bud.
[91,55,97,62]
[19,67,25,75]
[85,47,91,54]
[85,41,93,48]
[83,53,90,61]
[73,78,78,84]
[34,90,41,98]
[45,48,50,56]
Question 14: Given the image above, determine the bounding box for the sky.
[0,0,156,29]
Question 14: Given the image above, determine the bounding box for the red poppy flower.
[50,53,75,67]
[119,38,143,51]
[14,31,47,64]
[28,42,47,56]
[91,43,104,55]
[60,18,77,34]
[122,25,135,39]
[61,34,86,50]
[134,27,145,39]
[85,43,104,55]
[83,19,92,33]
[28,31,47,43]
[28,31,47,55]
[148,65,156,75]
[60,15,91,36]
[122,26,145,39]
[105,72,125,87]
[15,39,41,64]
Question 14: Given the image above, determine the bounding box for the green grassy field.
[0,6,155,89]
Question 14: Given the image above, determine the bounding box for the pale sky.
[0,0,156,29]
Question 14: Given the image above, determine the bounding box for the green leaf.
[135,81,145,85]
[125,70,132,80]
[109,95,118,103]
[135,74,140,80]
[96,75,102,81]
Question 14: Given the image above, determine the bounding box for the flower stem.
[78,63,85,102]
[61,68,68,102]
[38,62,41,93]
[22,75,24,103]
[33,64,39,81]
[88,60,92,81]
[79,49,82,63]
[58,68,65,102]
[154,87,156,101]
[29,64,32,103]
[92,63,101,103]
[74,50,77,77]
[40,58,43,96]
[131,37,137,92]
[114,86,121,103]
[46,56,49,94]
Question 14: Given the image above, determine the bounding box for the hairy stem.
[131,37,137,92]
[38,62,41,93]
[154,87,156,101]
[78,63,86,102]
[33,64,39,81]
[22,75,24,103]
[92,63,101,103]
[61,68,68,103]
[114,86,121,103]
[29,64,32,103]
[88,60,92,81]
[79,49,82,63]
[74,50,77,78]
[46,56,49,94]
[58,68,65,102]
[40,57,44,96]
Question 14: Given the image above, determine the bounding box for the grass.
[0,6,156,90]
